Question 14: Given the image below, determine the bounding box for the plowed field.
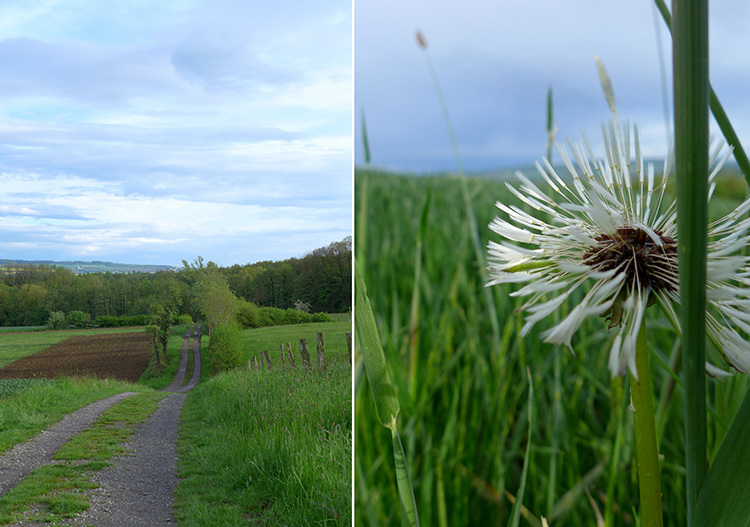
[0,332,152,382]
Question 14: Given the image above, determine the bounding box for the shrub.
[47,311,67,330]
[208,324,242,374]
[236,300,260,329]
[312,312,333,323]
[177,314,193,325]
[67,310,90,328]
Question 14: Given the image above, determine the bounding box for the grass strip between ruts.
[0,391,166,525]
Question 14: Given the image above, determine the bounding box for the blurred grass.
[354,168,750,526]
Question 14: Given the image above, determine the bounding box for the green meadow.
[354,168,750,526]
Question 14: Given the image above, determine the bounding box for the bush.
[236,301,260,329]
[208,324,242,374]
[67,310,90,328]
[177,314,193,325]
[249,306,333,328]
[47,311,66,330]
[312,312,333,322]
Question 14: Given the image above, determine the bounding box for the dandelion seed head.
[582,226,679,294]
[487,120,750,378]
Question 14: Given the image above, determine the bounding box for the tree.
[194,267,239,333]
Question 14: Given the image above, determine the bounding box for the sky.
[355,0,750,173]
[0,0,352,267]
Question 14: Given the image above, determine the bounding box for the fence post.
[263,350,272,369]
[300,338,311,368]
[253,356,259,370]
[247,360,252,371]
[286,342,295,368]
[280,344,285,368]
[345,332,352,364]
[316,332,325,369]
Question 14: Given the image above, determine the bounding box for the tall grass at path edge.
[176,360,352,526]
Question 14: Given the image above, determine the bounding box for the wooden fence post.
[286,342,295,368]
[299,339,311,368]
[247,360,252,371]
[263,350,272,369]
[280,344,285,368]
[316,332,325,369]
[253,356,259,370]
[345,332,352,364]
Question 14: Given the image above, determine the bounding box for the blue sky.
[355,0,750,173]
[0,0,352,267]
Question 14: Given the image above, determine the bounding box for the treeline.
[0,238,351,327]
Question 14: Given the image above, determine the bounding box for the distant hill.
[0,259,177,275]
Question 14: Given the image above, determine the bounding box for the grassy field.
[177,358,352,525]
[354,168,750,526]
[238,319,352,367]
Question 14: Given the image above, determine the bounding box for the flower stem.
[631,319,663,527]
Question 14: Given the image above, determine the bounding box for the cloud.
[0,0,352,265]
[355,0,750,172]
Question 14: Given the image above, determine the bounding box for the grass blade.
[509,368,534,527]
[694,388,750,527]
[362,110,372,166]
[355,260,419,526]
[546,86,555,163]
[355,260,399,427]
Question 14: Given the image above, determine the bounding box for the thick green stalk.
[631,320,663,527]
[672,0,709,524]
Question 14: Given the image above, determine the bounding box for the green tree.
[149,296,179,368]
[195,267,239,333]
[207,324,241,373]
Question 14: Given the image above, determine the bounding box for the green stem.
[672,1,709,524]
[631,320,663,527]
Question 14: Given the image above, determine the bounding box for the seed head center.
[582,226,678,292]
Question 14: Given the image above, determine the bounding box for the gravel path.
[68,392,186,526]
[0,324,203,525]
[0,391,137,496]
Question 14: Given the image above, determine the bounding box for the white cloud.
[0,0,352,265]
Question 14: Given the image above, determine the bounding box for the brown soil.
[0,332,152,383]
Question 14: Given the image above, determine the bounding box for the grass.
[176,360,352,526]
[238,320,352,367]
[354,168,750,526]
[0,377,148,454]
[0,327,144,368]
[0,391,166,525]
